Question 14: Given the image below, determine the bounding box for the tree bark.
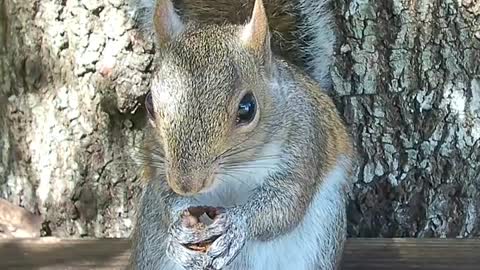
[0,0,150,237]
[333,0,480,237]
[0,0,479,238]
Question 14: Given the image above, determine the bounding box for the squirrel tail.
[296,0,336,90]
[131,0,157,38]
[131,0,336,90]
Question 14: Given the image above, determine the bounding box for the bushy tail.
[130,0,158,40]
[296,0,336,90]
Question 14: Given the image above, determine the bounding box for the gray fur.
[296,0,336,90]
[127,1,354,269]
[128,52,354,269]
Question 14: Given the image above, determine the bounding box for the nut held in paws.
[182,206,222,253]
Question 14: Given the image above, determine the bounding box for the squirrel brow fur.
[131,0,335,89]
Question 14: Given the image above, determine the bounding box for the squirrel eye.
[236,92,256,125]
[145,91,155,119]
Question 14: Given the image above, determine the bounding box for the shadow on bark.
[0,0,151,237]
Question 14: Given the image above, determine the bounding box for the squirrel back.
[133,0,336,89]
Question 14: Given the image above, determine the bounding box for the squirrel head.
[146,0,276,195]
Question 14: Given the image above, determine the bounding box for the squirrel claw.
[167,207,247,269]
[207,221,246,269]
[166,238,210,270]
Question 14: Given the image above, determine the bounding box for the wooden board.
[0,238,479,270]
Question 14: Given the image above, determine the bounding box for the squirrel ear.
[154,0,184,44]
[240,0,272,63]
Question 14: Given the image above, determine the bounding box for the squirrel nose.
[166,168,213,195]
[172,176,204,195]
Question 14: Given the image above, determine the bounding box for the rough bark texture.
[334,0,480,237]
[0,0,151,237]
[0,0,479,238]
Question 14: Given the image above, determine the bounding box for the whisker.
[220,154,282,164]
[216,171,252,188]
[221,157,282,165]
[221,166,278,172]
[126,109,289,184]
[221,143,264,159]
[222,134,281,158]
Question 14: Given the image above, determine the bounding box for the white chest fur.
[191,161,349,270]
[184,145,349,270]
[237,163,348,270]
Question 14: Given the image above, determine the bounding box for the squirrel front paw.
[167,206,247,270]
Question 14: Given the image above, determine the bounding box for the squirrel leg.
[238,171,319,240]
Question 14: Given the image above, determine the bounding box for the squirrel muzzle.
[166,164,217,196]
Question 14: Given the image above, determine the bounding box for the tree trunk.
[333,0,480,237]
[0,0,479,238]
[0,0,150,237]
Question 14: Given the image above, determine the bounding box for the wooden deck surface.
[0,238,479,270]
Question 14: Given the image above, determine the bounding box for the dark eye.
[145,91,155,119]
[236,92,256,125]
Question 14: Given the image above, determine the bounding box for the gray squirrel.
[128,0,356,269]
